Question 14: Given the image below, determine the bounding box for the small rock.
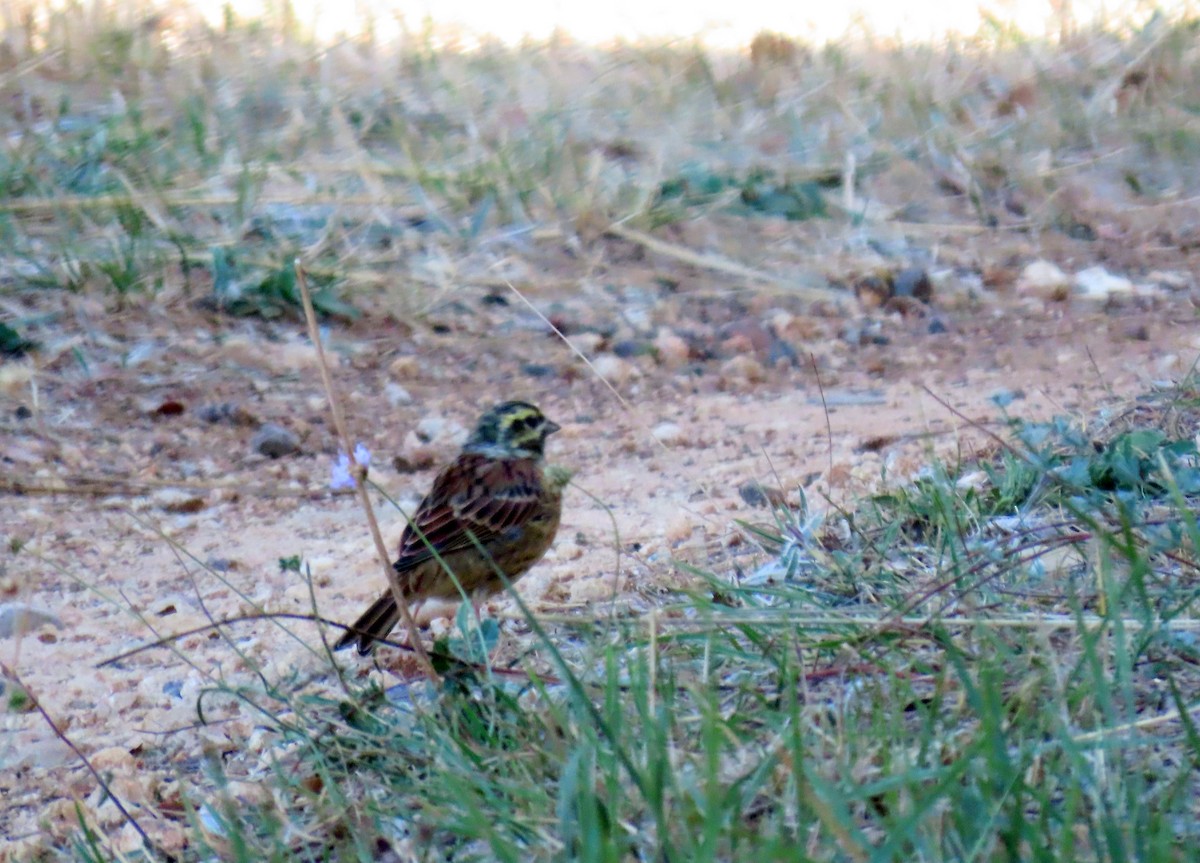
[553,541,584,561]
[927,318,948,335]
[652,422,685,446]
[738,481,786,508]
[653,329,691,368]
[153,489,206,514]
[766,337,799,368]
[1017,260,1070,300]
[197,402,257,426]
[591,355,636,387]
[1074,266,1134,299]
[990,388,1025,407]
[854,272,894,308]
[664,516,694,544]
[521,363,556,378]
[771,312,824,343]
[611,340,649,358]
[401,416,468,467]
[568,333,605,354]
[1145,270,1192,292]
[956,471,988,492]
[894,267,933,302]
[221,335,324,373]
[149,399,186,417]
[251,423,300,458]
[719,355,767,387]
[0,603,61,639]
[415,416,467,446]
[388,355,420,380]
[384,382,413,406]
[718,320,773,356]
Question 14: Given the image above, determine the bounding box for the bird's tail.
[333,593,401,655]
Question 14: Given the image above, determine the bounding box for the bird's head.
[465,401,561,458]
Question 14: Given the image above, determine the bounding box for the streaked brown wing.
[393,453,542,573]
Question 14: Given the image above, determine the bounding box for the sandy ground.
[1,217,1198,853]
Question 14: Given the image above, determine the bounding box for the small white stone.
[1016,260,1070,299]
[591,355,636,387]
[552,541,584,561]
[569,332,605,354]
[653,329,690,368]
[652,421,685,446]
[385,382,414,405]
[1074,266,1134,299]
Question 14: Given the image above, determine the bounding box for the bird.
[335,400,567,655]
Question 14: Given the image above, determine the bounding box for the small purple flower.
[330,444,372,490]
[330,453,355,490]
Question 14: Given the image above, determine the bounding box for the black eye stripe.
[508,415,538,434]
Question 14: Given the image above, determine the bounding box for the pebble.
[718,320,773,356]
[653,329,691,368]
[1074,266,1134,299]
[738,481,786,508]
[591,354,636,387]
[1016,260,1070,300]
[251,423,300,458]
[522,363,557,378]
[766,337,799,368]
[568,333,605,354]
[384,382,413,405]
[612,340,649,358]
[1146,270,1192,292]
[197,402,257,426]
[553,541,584,561]
[894,267,933,302]
[221,335,325,373]
[152,489,207,513]
[652,422,685,446]
[664,516,694,544]
[719,355,767,387]
[0,603,61,638]
[854,272,893,309]
[388,355,420,379]
[401,416,467,467]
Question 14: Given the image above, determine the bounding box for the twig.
[0,474,346,499]
[1084,344,1115,401]
[293,261,436,680]
[605,222,841,301]
[96,611,447,671]
[809,352,835,479]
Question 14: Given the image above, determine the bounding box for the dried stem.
[293,260,436,680]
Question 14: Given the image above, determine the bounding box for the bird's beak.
[545,419,562,435]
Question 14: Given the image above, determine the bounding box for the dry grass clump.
[0,3,1195,315]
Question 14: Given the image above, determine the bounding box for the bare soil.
[1,215,1198,854]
